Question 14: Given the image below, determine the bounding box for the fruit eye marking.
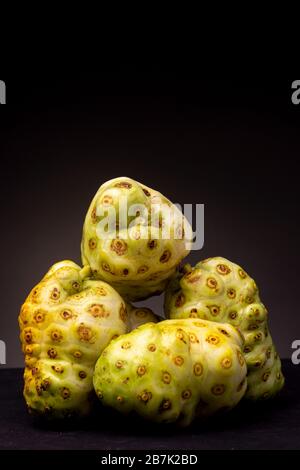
[211,384,225,396]
[193,363,203,376]
[217,264,231,275]
[207,278,218,289]
[114,181,132,189]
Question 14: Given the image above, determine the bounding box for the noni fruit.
[19,260,152,418]
[81,177,192,301]
[93,319,247,426]
[164,257,284,400]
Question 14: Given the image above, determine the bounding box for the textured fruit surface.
[164,257,284,400]
[93,319,247,426]
[126,304,161,330]
[81,177,192,301]
[19,260,129,418]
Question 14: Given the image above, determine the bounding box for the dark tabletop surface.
[0,361,299,450]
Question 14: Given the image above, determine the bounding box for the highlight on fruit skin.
[19,260,160,419]
[164,257,284,401]
[81,176,193,302]
[93,319,247,426]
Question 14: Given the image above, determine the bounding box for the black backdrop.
[0,75,299,367]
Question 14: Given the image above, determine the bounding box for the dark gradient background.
[0,75,299,367]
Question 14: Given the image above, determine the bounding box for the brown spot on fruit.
[61,309,73,320]
[148,240,157,249]
[116,396,124,404]
[175,293,185,307]
[221,358,232,369]
[88,304,108,318]
[227,288,236,299]
[229,311,237,320]
[50,288,60,301]
[254,333,263,342]
[25,331,32,343]
[79,371,87,379]
[206,335,220,346]
[95,287,107,296]
[212,384,225,396]
[162,372,171,384]
[138,390,152,404]
[111,239,127,256]
[159,399,172,412]
[266,348,272,359]
[176,330,187,343]
[209,305,220,317]
[102,195,113,205]
[189,310,198,318]
[34,310,45,323]
[47,348,57,359]
[91,207,99,223]
[137,365,146,376]
[73,350,83,359]
[119,304,127,322]
[41,379,50,391]
[185,273,201,283]
[51,330,62,342]
[138,265,149,274]
[25,345,33,355]
[189,333,199,343]
[160,250,171,263]
[277,372,282,381]
[123,269,129,276]
[116,360,125,369]
[217,264,231,275]
[174,356,184,366]
[182,390,192,400]
[218,328,230,337]
[194,363,203,376]
[238,269,247,279]
[115,181,132,189]
[207,278,218,289]
[72,282,80,290]
[77,324,93,342]
[52,365,63,374]
[248,324,259,331]
[89,238,97,250]
[102,262,111,273]
[142,188,151,196]
[31,367,38,376]
[122,342,131,350]
[262,371,270,382]
[148,344,156,352]
[61,388,70,399]
[32,288,39,298]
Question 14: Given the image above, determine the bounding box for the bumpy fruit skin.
[93,319,247,426]
[19,260,130,419]
[81,177,192,301]
[126,304,161,330]
[164,257,284,400]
